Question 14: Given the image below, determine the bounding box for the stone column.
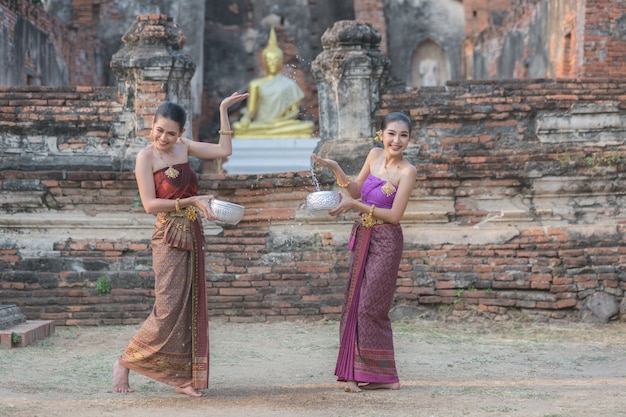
[110,14,196,165]
[173,0,206,120]
[311,20,391,174]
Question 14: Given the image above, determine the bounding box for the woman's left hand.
[328,192,354,216]
[220,92,249,111]
[193,195,216,220]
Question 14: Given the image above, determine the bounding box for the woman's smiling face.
[151,116,183,151]
[382,120,411,155]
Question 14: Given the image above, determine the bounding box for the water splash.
[310,159,321,192]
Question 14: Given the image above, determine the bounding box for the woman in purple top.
[312,112,417,393]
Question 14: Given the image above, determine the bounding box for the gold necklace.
[381,159,399,197]
[153,143,180,179]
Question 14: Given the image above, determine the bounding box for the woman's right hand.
[311,153,337,170]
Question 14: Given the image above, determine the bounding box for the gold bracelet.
[337,177,351,188]
[175,198,181,213]
[360,204,377,228]
[218,129,234,135]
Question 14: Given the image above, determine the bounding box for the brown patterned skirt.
[120,211,208,389]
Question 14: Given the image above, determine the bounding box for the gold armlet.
[218,130,234,135]
[175,198,181,213]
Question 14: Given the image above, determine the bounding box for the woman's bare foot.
[175,386,207,397]
[112,359,134,393]
[361,382,400,390]
[343,381,362,393]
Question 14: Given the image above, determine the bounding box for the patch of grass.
[572,354,611,366]
[95,276,111,294]
[482,405,516,413]
[558,150,626,175]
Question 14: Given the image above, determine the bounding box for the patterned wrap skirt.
[335,221,403,383]
[120,210,208,389]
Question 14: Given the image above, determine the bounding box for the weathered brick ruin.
[462,0,626,79]
[2,2,626,326]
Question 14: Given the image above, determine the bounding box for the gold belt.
[160,206,198,222]
[360,213,385,228]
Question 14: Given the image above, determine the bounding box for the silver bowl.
[210,199,245,225]
[306,190,341,212]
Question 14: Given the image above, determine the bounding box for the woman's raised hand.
[220,92,249,112]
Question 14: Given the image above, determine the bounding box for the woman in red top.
[113,92,248,397]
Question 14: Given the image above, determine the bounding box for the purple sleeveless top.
[361,174,396,208]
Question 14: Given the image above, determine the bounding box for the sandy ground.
[1,318,626,417]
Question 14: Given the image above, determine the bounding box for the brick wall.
[0,166,341,325]
[466,0,626,80]
[463,0,514,38]
[582,0,626,78]
[378,78,626,321]
[2,78,626,325]
[380,78,626,191]
[1,0,103,86]
[466,0,544,78]
[465,0,595,79]
[353,0,387,54]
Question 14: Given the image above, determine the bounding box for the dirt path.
[1,319,626,417]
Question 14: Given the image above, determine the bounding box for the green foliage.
[454,285,480,305]
[557,151,625,175]
[310,233,322,251]
[11,332,21,346]
[455,285,477,298]
[600,151,625,166]
[95,276,111,294]
[132,191,143,209]
[556,151,575,164]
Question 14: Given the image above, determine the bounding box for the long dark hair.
[154,102,187,131]
[381,112,412,133]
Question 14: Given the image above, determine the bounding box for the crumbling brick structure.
[2,6,626,325]
[0,0,104,86]
[463,0,626,79]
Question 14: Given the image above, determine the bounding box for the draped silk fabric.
[120,162,209,389]
[335,174,402,383]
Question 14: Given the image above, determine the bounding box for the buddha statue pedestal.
[222,137,320,174]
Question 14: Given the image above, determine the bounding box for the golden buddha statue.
[233,27,314,138]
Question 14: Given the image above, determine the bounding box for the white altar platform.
[222,138,320,174]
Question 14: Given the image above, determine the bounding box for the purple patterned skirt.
[335,221,403,383]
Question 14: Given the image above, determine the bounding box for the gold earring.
[373,130,382,142]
